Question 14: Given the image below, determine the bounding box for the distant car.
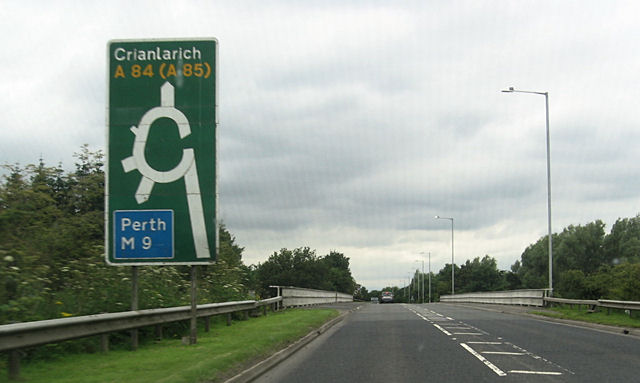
[380,291,394,303]
[371,297,379,303]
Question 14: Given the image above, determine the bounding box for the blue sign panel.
[114,210,174,259]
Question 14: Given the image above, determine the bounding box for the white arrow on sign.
[121,81,210,259]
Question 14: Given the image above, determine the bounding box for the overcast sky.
[2,1,640,290]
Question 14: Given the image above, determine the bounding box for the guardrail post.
[101,334,109,352]
[227,313,232,326]
[8,350,20,380]
[204,316,210,332]
[155,324,163,340]
[263,305,267,316]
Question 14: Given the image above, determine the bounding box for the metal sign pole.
[131,266,139,350]
[189,266,198,345]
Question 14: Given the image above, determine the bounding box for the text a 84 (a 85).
[113,62,211,80]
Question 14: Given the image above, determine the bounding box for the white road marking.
[509,370,562,376]
[405,306,572,376]
[433,324,452,336]
[460,343,507,377]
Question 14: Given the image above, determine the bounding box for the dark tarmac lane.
[255,303,640,383]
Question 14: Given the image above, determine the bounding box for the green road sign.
[106,38,217,265]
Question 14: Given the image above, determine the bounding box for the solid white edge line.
[460,343,507,377]
[509,370,562,375]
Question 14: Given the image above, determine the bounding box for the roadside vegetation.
[359,214,640,304]
[2,148,640,368]
[0,147,355,362]
[532,305,640,328]
[0,308,338,383]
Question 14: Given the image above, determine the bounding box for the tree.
[555,221,605,275]
[516,235,553,289]
[321,251,356,294]
[604,215,640,264]
[254,248,357,296]
[557,269,587,298]
[353,284,369,301]
[434,263,459,298]
[456,255,506,293]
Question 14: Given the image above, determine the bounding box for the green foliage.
[512,217,640,300]
[533,305,640,328]
[555,221,606,274]
[397,217,638,302]
[0,150,251,328]
[254,248,356,296]
[603,215,640,264]
[1,148,360,334]
[517,236,552,289]
[456,255,506,293]
[353,284,369,301]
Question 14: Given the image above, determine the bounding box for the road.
[255,303,640,382]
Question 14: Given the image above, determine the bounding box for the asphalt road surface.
[255,303,640,382]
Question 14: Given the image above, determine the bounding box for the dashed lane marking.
[509,370,563,376]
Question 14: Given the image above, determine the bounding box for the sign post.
[107,39,218,345]
[106,38,218,266]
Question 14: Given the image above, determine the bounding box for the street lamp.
[419,252,431,303]
[414,260,424,304]
[502,86,553,296]
[428,252,431,303]
[435,215,455,295]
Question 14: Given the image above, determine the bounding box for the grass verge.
[0,308,338,383]
[531,306,640,328]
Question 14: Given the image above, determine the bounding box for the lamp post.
[502,87,553,296]
[420,252,431,303]
[414,260,424,304]
[421,259,424,303]
[435,216,455,295]
[419,252,430,303]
